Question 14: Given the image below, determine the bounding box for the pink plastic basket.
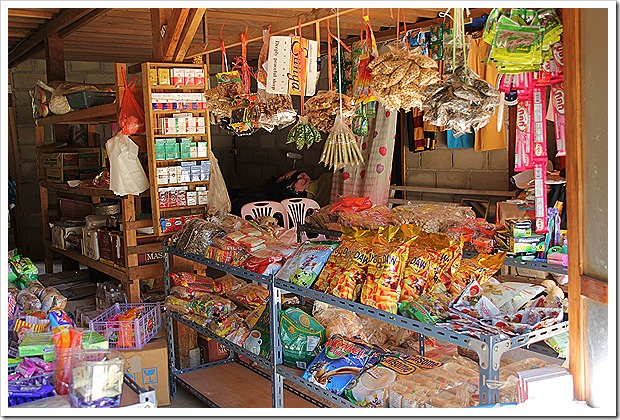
[88,303,161,350]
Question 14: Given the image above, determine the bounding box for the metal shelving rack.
[163,243,569,408]
[162,245,331,408]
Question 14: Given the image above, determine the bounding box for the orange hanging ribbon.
[327,18,334,92]
[402,9,409,51]
[219,19,228,72]
[297,17,306,115]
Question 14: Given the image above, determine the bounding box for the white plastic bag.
[207,149,231,216]
[105,131,149,196]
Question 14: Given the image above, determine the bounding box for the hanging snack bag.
[302,335,382,396]
[280,307,326,369]
[276,241,340,288]
[216,70,243,99]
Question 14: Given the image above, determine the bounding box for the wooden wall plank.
[563,8,586,402]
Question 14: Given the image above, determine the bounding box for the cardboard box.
[120,335,170,406]
[157,68,170,85]
[51,223,83,250]
[78,151,101,169]
[82,229,100,260]
[45,167,81,183]
[198,335,230,363]
[41,152,79,168]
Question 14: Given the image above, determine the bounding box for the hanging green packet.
[482,8,505,45]
[492,15,543,66]
[537,8,563,48]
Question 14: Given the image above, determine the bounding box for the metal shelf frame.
[164,244,569,407]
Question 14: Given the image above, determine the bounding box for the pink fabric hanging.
[330,104,398,206]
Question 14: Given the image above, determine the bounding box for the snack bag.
[225,283,269,309]
[117,306,143,348]
[302,335,382,396]
[398,294,451,325]
[216,70,243,99]
[312,301,365,339]
[400,233,462,301]
[360,229,412,314]
[187,293,236,322]
[449,252,506,296]
[165,295,191,314]
[280,307,326,369]
[344,351,443,407]
[276,241,340,288]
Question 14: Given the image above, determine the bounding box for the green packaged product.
[81,330,109,350]
[279,307,326,369]
[18,332,56,361]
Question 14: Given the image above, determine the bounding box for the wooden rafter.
[162,8,190,61]
[185,7,360,58]
[173,8,206,62]
[7,9,57,19]
[8,8,109,68]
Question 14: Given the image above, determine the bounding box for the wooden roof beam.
[186,7,360,58]
[162,8,190,62]
[8,8,109,68]
[7,9,57,19]
[173,8,206,62]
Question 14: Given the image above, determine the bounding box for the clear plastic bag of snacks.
[391,203,476,234]
[169,218,225,256]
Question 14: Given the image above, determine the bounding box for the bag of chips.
[187,293,236,322]
[225,283,269,310]
[400,233,463,301]
[449,252,506,296]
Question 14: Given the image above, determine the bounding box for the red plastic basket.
[88,303,161,350]
[59,198,93,220]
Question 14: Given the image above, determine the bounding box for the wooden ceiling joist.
[173,8,206,62]
[162,8,190,61]
[7,9,57,19]
[8,8,109,68]
[185,7,360,59]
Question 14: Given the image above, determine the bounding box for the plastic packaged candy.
[398,295,451,325]
[216,70,243,99]
[48,309,73,332]
[164,295,191,314]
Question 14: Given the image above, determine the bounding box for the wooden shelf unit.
[141,62,212,236]
[35,63,162,303]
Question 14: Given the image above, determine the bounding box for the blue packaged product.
[302,335,382,396]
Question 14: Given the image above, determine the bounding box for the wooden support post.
[125,281,141,304]
[39,185,53,273]
[44,32,68,142]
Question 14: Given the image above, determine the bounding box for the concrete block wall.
[404,133,510,219]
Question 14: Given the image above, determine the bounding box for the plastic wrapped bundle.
[391,203,476,233]
[305,90,355,133]
[422,65,501,137]
[169,218,225,256]
[369,50,440,112]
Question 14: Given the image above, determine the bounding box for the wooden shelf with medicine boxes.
[142,62,212,236]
